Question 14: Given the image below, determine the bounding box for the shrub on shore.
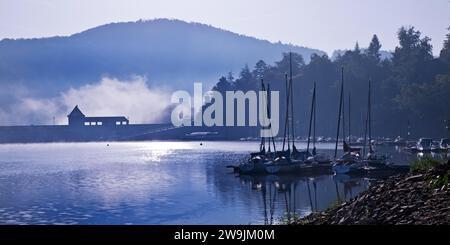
[410,156,442,172]
[411,158,449,189]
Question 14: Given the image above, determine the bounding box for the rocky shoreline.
[297,161,450,225]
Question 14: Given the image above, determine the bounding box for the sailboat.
[343,93,363,152]
[333,79,400,175]
[332,68,365,174]
[232,54,330,175]
[363,80,390,167]
[237,79,278,174]
[266,53,327,174]
[233,77,307,174]
[276,52,323,162]
[304,82,331,165]
[286,53,309,161]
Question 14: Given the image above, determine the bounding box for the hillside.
[0,18,324,95]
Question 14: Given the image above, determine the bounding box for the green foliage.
[275,52,305,74]
[367,34,382,61]
[396,75,450,119]
[410,157,449,189]
[208,25,450,137]
[391,26,434,86]
[354,42,361,54]
[410,156,441,172]
[439,26,450,72]
[253,60,268,79]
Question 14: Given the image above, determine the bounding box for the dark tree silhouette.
[206,25,450,138]
[367,35,382,62]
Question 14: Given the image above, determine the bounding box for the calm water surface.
[0,141,441,224]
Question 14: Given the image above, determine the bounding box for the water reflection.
[0,142,447,224]
[237,173,370,224]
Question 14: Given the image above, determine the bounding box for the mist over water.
[0,141,427,224]
[0,77,172,125]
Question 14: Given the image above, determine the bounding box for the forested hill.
[209,27,450,138]
[0,18,324,95]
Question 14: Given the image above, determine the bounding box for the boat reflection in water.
[237,173,372,224]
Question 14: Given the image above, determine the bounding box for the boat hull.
[333,164,409,176]
[332,164,350,174]
[236,161,332,175]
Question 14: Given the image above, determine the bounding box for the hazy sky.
[0,0,449,55]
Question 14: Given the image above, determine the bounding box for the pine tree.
[439,26,450,65]
[253,60,268,79]
[354,41,361,54]
[226,72,234,83]
[367,34,382,61]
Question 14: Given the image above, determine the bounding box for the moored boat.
[332,78,393,174]
[229,55,332,175]
[432,138,450,153]
[407,138,433,153]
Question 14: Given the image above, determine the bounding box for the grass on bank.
[411,156,449,189]
[410,156,442,172]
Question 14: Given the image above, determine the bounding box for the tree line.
[208,26,450,139]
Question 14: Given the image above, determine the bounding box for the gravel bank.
[298,162,450,225]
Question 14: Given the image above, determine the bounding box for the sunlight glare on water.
[0,141,419,224]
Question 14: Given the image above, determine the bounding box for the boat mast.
[259,79,266,152]
[334,67,344,159]
[282,73,290,152]
[342,84,346,145]
[348,93,351,143]
[313,83,317,155]
[267,83,277,153]
[362,82,369,158]
[289,52,296,150]
[368,80,373,154]
[306,82,316,153]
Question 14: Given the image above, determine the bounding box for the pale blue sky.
[0,0,449,55]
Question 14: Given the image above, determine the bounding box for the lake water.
[0,141,443,224]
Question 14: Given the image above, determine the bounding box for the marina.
[229,58,418,177]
